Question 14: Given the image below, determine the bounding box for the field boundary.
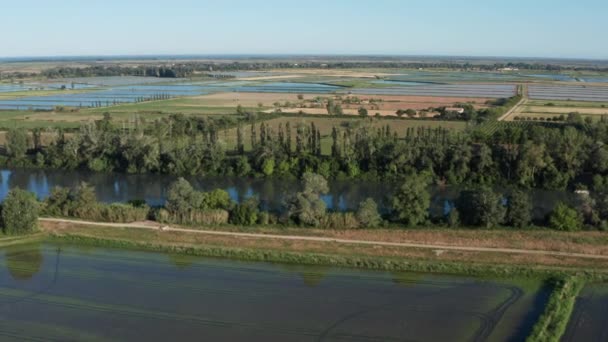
[39,218,608,261]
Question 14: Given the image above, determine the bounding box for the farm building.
[445,107,465,114]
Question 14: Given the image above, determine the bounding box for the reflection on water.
[0,169,575,219]
[5,245,44,281]
[0,243,547,341]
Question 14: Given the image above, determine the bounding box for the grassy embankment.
[526,277,585,342]
[40,220,608,277]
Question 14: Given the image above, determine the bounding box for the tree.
[447,208,460,227]
[456,187,505,228]
[303,172,329,194]
[390,174,431,226]
[506,190,532,228]
[235,156,251,176]
[230,197,259,226]
[405,109,417,118]
[262,158,275,176]
[356,198,382,228]
[1,188,39,235]
[71,182,98,218]
[358,107,368,117]
[236,124,244,154]
[166,177,198,218]
[285,173,328,226]
[6,128,28,159]
[549,202,582,231]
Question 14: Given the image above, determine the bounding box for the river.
[0,169,575,219]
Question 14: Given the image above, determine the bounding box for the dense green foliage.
[390,174,431,226]
[356,198,382,228]
[1,188,39,235]
[42,183,149,223]
[8,111,608,196]
[548,203,583,232]
[457,187,506,228]
[229,198,260,226]
[506,190,533,228]
[285,173,328,227]
[164,177,232,225]
[6,129,28,159]
[526,277,584,342]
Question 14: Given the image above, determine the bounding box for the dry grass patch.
[41,222,608,271]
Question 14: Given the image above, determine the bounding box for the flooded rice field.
[0,243,549,341]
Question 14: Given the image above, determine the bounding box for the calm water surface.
[0,169,575,218]
[0,243,548,341]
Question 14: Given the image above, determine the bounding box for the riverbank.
[39,219,608,278]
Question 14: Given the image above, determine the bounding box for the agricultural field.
[346,84,517,98]
[503,99,608,122]
[529,84,608,102]
[1,70,607,130]
[562,283,608,341]
[0,242,550,341]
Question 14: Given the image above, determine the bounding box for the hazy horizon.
[1,0,607,59]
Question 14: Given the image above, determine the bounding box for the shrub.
[320,212,360,229]
[356,198,382,228]
[1,188,39,235]
[447,208,460,227]
[390,174,431,226]
[100,203,150,223]
[549,203,582,231]
[230,198,260,226]
[158,208,229,225]
[506,190,532,228]
[456,187,505,228]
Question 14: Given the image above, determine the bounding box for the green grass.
[527,100,608,109]
[83,97,260,116]
[526,277,585,342]
[0,88,102,100]
[47,233,608,280]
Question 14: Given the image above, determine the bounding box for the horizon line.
[1,53,607,63]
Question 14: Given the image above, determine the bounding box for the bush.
[356,198,382,228]
[320,212,360,229]
[549,203,582,231]
[447,208,460,227]
[456,188,505,228]
[1,188,39,235]
[391,174,431,226]
[230,198,260,226]
[99,203,150,223]
[506,190,532,228]
[157,208,229,225]
[41,185,149,223]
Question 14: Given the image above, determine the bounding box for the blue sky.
[1,0,607,59]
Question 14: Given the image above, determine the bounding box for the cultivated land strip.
[498,84,526,121]
[39,218,608,261]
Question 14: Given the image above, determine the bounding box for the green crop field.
[219,116,468,153]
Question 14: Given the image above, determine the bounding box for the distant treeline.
[3,61,608,80]
[2,108,608,194]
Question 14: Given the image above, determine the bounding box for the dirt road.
[40,218,608,260]
[498,84,527,121]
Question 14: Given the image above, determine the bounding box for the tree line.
[4,60,607,80]
[5,112,608,192]
[2,172,599,236]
